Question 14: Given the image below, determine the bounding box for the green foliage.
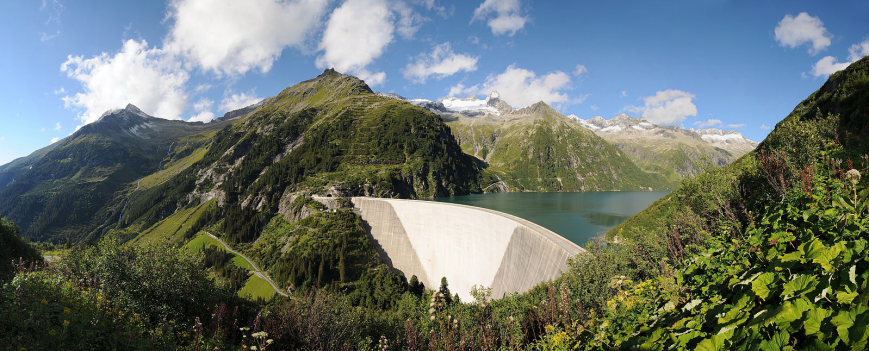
[0,217,41,281]
[252,210,380,291]
[547,165,869,349]
[1,235,254,349]
[0,271,170,350]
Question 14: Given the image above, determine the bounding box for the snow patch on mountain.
[573,113,758,154]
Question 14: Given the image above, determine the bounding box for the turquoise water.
[432,192,669,247]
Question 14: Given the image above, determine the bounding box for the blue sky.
[1,0,868,165]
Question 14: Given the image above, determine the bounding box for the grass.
[183,232,277,300]
[138,146,209,190]
[182,232,222,255]
[238,274,276,301]
[130,200,214,246]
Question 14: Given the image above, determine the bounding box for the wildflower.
[63,307,71,314]
[846,169,861,185]
[266,339,274,345]
[251,347,257,351]
[63,320,70,327]
[41,299,48,304]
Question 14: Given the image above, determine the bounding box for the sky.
[0,0,868,165]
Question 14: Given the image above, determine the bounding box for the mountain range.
[0,69,756,243]
[401,92,756,189]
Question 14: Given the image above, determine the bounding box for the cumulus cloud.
[812,56,852,77]
[450,65,572,108]
[317,0,396,86]
[628,89,698,125]
[54,122,62,131]
[403,42,478,82]
[166,0,330,76]
[760,124,771,131]
[188,98,215,122]
[220,91,263,111]
[61,39,189,124]
[810,39,869,77]
[472,0,527,36]
[774,12,831,54]
[50,137,60,144]
[694,119,722,128]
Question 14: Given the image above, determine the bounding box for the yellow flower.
[63,320,71,327]
[41,299,48,304]
[63,307,71,314]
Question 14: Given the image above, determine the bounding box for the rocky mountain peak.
[517,101,558,116]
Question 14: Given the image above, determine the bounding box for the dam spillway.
[350,197,585,301]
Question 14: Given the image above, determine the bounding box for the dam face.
[351,197,585,301]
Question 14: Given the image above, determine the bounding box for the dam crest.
[349,197,585,301]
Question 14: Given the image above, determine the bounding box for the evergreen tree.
[409,275,424,296]
[439,277,452,305]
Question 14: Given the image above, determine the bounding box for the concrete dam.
[351,197,585,301]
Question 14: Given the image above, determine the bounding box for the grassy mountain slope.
[0,106,230,242]
[447,102,669,191]
[603,130,739,186]
[610,56,869,257]
[122,69,484,245]
[0,70,485,243]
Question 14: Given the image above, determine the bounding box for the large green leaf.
[774,298,812,325]
[783,275,819,297]
[752,272,777,300]
[804,307,831,336]
[832,309,858,344]
[758,331,790,351]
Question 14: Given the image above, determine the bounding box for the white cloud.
[166,0,330,76]
[448,83,467,97]
[472,0,527,36]
[39,0,64,42]
[317,0,395,86]
[774,12,831,54]
[220,91,262,112]
[573,64,587,76]
[812,56,851,77]
[629,89,698,125]
[414,0,450,17]
[727,123,747,129]
[810,39,869,77]
[61,39,189,124]
[694,119,722,128]
[54,122,61,131]
[50,137,60,144]
[404,42,478,82]
[849,40,869,61]
[621,90,628,97]
[760,124,771,131]
[450,65,572,108]
[188,98,215,122]
[40,31,61,42]
[394,1,426,39]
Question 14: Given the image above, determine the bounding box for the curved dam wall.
[350,197,585,301]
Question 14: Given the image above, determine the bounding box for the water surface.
[432,192,669,247]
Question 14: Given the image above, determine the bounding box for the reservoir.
[432,191,669,247]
